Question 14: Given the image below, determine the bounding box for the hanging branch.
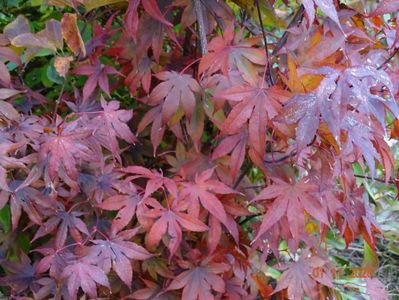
[264,134,317,164]
[377,47,399,70]
[254,0,274,86]
[354,174,396,184]
[194,0,208,56]
[272,4,305,55]
[233,163,253,189]
[53,80,66,124]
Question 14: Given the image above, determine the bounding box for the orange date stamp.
[312,267,374,279]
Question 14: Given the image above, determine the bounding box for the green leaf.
[264,266,281,280]
[30,0,43,6]
[47,59,63,84]
[24,68,42,87]
[41,65,53,87]
[17,232,30,253]
[361,241,379,275]
[0,205,11,233]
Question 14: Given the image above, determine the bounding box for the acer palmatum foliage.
[0,0,398,299]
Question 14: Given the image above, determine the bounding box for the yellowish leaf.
[83,0,127,11]
[299,74,324,92]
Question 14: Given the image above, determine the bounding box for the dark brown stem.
[233,163,253,189]
[53,80,66,124]
[239,212,262,225]
[193,0,208,56]
[264,150,297,164]
[377,47,399,70]
[242,184,265,190]
[264,133,317,164]
[254,0,274,86]
[272,4,305,56]
[354,174,395,184]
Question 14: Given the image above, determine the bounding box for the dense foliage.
[0,0,398,299]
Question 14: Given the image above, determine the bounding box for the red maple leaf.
[0,253,38,295]
[35,247,75,279]
[167,259,230,300]
[135,14,179,62]
[125,0,172,41]
[137,104,166,154]
[215,83,288,160]
[72,58,119,100]
[198,24,266,83]
[123,166,178,200]
[337,186,381,250]
[0,142,27,192]
[143,197,208,257]
[125,55,153,94]
[97,184,141,233]
[212,130,247,181]
[273,250,333,300]
[0,167,46,230]
[60,257,110,299]
[38,119,99,189]
[148,71,200,124]
[252,178,329,246]
[33,203,89,248]
[89,229,152,287]
[89,98,136,162]
[302,0,342,30]
[179,168,238,242]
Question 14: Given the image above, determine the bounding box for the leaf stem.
[179,57,202,74]
[53,80,66,124]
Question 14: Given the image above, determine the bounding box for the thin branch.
[53,80,66,124]
[354,174,396,184]
[264,150,297,164]
[377,47,399,70]
[272,4,305,56]
[254,0,274,86]
[233,163,253,189]
[242,184,265,190]
[239,212,262,225]
[264,134,317,164]
[193,0,208,56]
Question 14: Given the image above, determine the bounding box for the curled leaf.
[61,13,86,57]
[54,56,73,78]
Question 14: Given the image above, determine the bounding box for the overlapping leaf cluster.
[0,0,398,299]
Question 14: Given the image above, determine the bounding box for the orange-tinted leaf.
[61,13,86,57]
[54,56,73,78]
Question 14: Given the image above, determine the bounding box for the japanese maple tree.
[0,0,398,299]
